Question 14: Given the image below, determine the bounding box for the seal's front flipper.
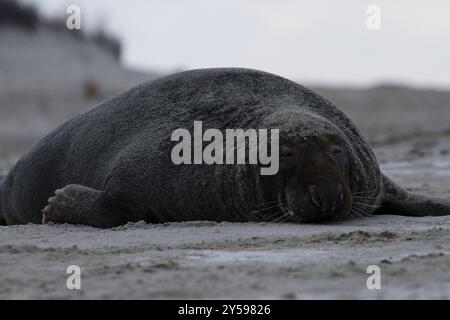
[375,174,450,217]
[42,184,144,228]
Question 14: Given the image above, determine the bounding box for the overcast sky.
[25,0,450,88]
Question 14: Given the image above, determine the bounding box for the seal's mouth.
[280,179,354,223]
[274,188,378,223]
[250,188,353,224]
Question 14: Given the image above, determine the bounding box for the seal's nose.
[308,184,344,213]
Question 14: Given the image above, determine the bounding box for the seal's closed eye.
[280,145,294,157]
[331,147,344,155]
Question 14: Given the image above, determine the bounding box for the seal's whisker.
[352,194,378,198]
[268,212,282,223]
[349,211,364,219]
[352,201,380,208]
[352,196,379,202]
[352,205,378,212]
[273,215,289,223]
[348,208,362,218]
[353,198,377,204]
[351,190,379,195]
[350,205,370,215]
[349,210,362,218]
[349,209,370,219]
[351,206,372,217]
[251,204,281,214]
[352,197,379,203]
[279,215,292,223]
[264,211,284,221]
[271,212,288,223]
[351,196,379,201]
[270,198,288,205]
[352,203,371,212]
[246,210,264,222]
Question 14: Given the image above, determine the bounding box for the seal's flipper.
[376,174,450,217]
[42,184,145,228]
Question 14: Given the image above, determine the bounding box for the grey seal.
[1,68,449,228]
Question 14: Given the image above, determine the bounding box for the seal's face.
[278,133,353,222]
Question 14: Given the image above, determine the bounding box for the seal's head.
[263,109,356,222]
[278,132,353,222]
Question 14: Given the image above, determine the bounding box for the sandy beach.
[1,23,450,300]
[2,85,450,299]
[1,214,450,299]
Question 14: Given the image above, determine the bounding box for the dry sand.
[1,215,450,299]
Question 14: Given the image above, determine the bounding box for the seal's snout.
[284,178,351,222]
[280,133,354,222]
[309,183,344,214]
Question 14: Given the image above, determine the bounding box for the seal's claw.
[42,207,50,224]
[42,187,72,224]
